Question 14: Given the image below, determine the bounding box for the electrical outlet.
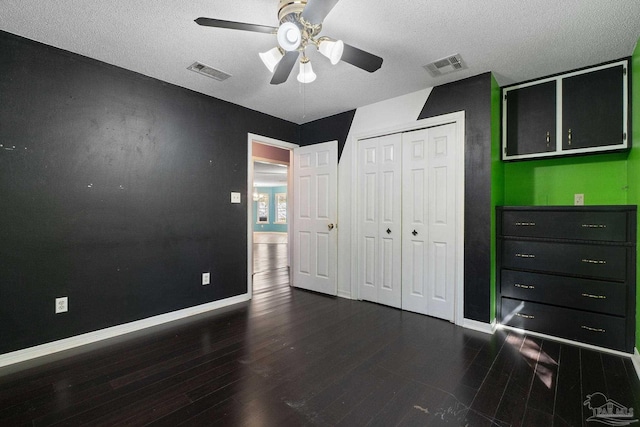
[574,193,585,206]
[202,272,210,285]
[231,192,241,204]
[55,297,68,314]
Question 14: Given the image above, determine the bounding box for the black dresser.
[497,206,636,352]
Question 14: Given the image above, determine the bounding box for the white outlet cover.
[202,272,210,285]
[574,193,585,206]
[55,296,68,313]
[231,192,241,204]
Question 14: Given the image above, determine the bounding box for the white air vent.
[423,54,466,77]
[187,62,231,81]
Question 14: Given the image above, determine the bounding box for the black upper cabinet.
[505,81,556,156]
[502,59,629,161]
[562,64,625,150]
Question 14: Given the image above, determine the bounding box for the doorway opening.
[247,135,297,297]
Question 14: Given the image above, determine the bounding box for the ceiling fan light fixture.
[259,47,284,73]
[277,22,302,51]
[318,38,344,65]
[297,57,316,83]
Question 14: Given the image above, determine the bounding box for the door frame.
[349,111,466,326]
[247,133,298,299]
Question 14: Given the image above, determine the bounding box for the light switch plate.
[231,192,241,204]
[55,297,68,314]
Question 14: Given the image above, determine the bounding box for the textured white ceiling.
[1,0,639,124]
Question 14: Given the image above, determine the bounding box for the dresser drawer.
[501,270,626,316]
[501,210,628,241]
[501,240,627,281]
[500,297,627,351]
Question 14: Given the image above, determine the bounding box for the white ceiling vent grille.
[187,62,231,81]
[423,54,466,77]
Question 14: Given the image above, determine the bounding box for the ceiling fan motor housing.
[278,0,307,22]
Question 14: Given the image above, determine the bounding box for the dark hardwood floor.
[1,239,639,426]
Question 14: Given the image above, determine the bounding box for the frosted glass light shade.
[318,39,344,65]
[297,59,316,83]
[277,22,301,51]
[259,47,283,73]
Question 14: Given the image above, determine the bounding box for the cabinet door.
[505,81,556,157]
[562,64,625,150]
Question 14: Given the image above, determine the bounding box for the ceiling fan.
[195,0,383,85]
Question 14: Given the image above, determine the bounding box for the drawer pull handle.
[546,131,550,148]
[515,253,535,259]
[581,325,606,333]
[581,293,606,299]
[514,222,536,226]
[581,259,606,265]
[515,313,534,320]
[515,283,535,289]
[581,224,607,229]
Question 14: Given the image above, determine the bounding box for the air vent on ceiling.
[187,62,231,81]
[423,54,466,77]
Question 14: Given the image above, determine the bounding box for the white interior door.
[402,123,457,321]
[357,134,402,308]
[292,141,338,295]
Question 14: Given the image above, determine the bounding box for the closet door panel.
[357,134,402,307]
[402,124,457,321]
[425,124,457,321]
[402,129,429,314]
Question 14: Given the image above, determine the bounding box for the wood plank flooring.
[0,241,639,426]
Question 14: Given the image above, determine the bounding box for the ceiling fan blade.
[341,43,383,73]
[270,51,299,85]
[301,0,340,24]
[194,17,277,34]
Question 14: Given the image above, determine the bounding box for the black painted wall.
[0,31,298,354]
[300,110,356,160]
[419,73,493,322]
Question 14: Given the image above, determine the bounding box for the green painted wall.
[504,152,628,206]
[630,39,640,351]
[490,74,503,322]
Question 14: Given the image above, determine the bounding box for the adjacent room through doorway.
[251,141,292,293]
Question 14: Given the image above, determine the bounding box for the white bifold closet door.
[357,123,458,321]
[357,133,402,308]
[401,124,457,321]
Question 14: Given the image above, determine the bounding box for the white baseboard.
[0,293,250,369]
[633,348,640,381]
[462,318,495,335]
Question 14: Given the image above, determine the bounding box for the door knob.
[412,230,418,236]
[328,223,334,230]
[386,228,391,234]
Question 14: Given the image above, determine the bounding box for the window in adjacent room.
[257,193,269,223]
[275,193,287,224]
